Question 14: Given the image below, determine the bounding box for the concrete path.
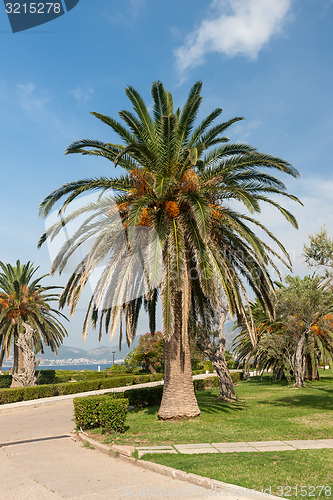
[137,439,333,457]
[0,397,281,500]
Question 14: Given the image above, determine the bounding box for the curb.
[74,432,285,500]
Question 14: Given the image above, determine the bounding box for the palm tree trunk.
[11,324,36,388]
[146,359,157,374]
[157,291,200,420]
[293,332,306,387]
[11,340,25,388]
[304,355,320,381]
[197,338,237,400]
[196,306,237,400]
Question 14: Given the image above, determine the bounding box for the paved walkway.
[0,380,283,500]
[0,374,330,499]
[136,439,333,458]
[1,398,240,500]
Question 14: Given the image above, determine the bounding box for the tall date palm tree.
[0,261,68,387]
[39,81,300,418]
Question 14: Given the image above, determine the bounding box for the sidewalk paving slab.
[248,440,286,446]
[175,443,219,454]
[284,441,331,449]
[318,439,333,445]
[176,447,219,454]
[175,443,214,449]
[137,445,175,450]
[138,449,178,458]
[253,445,296,452]
[212,442,256,453]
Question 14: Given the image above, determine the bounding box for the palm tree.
[234,277,333,386]
[39,81,300,419]
[0,261,68,387]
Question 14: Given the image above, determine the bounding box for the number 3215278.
[5,3,62,14]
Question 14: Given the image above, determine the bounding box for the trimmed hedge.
[0,372,164,405]
[36,370,56,385]
[0,370,56,389]
[125,386,164,407]
[123,373,243,408]
[193,372,242,391]
[0,375,12,389]
[0,371,242,405]
[74,395,128,433]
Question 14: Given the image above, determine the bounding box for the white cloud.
[103,0,147,25]
[175,0,292,72]
[17,82,51,114]
[15,82,77,139]
[69,85,94,104]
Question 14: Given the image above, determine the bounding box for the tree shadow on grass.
[197,391,247,414]
[258,392,333,411]
[127,393,247,417]
[128,404,160,416]
[243,376,289,387]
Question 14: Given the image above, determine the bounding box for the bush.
[0,372,164,405]
[193,372,242,391]
[73,395,128,433]
[0,375,12,389]
[0,387,25,404]
[125,386,163,407]
[203,361,214,372]
[36,370,56,385]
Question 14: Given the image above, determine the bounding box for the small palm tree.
[39,81,300,418]
[234,277,333,385]
[0,261,68,387]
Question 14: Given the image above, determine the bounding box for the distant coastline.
[36,363,118,371]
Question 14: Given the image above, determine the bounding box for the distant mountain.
[35,336,141,364]
[2,324,240,367]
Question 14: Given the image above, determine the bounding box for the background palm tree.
[0,261,68,387]
[39,81,300,418]
[234,277,333,385]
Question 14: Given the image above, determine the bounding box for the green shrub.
[125,386,163,407]
[36,370,56,385]
[194,377,218,391]
[193,372,242,392]
[231,371,242,383]
[73,395,128,433]
[0,371,240,406]
[203,361,214,372]
[192,369,206,375]
[0,387,25,404]
[0,372,164,405]
[0,375,12,389]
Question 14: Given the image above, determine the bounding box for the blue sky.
[0,0,332,351]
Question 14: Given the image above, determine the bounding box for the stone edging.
[74,431,285,500]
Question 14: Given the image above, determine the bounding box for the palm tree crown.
[39,81,300,418]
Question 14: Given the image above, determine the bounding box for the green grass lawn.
[89,371,333,499]
[97,371,333,447]
[143,449,333,500]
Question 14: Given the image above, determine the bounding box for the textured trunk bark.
[11,341,25,388]
[146,359,157,374]
[11,323,36,388]
[196,306,237,400]
[197,339,237,400]
[293,332,306,387]
[304,355,320,381]
[157,291,200,420]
